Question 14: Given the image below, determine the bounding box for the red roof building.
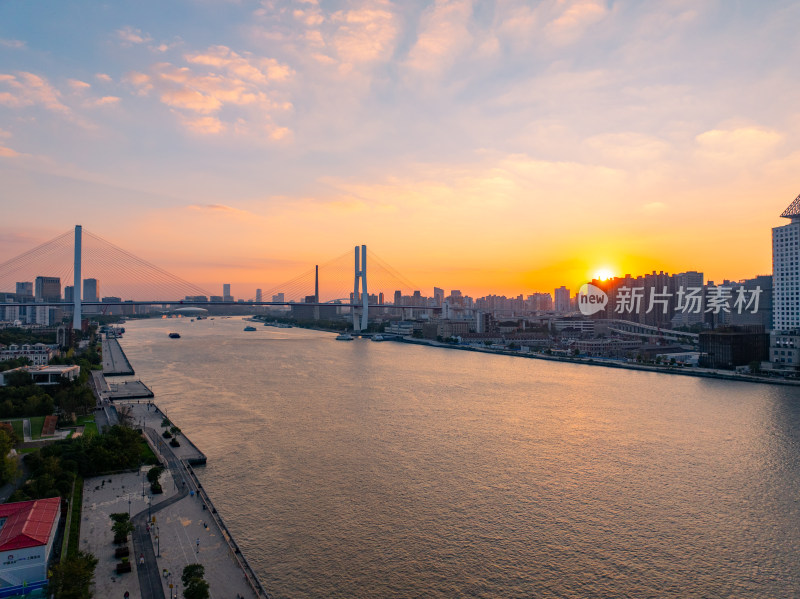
[0,497,61,589]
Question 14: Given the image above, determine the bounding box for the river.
[118,317,800,598]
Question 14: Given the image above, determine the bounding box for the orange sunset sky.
[1,1,799,299]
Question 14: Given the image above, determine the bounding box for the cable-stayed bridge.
[0,226,436,332]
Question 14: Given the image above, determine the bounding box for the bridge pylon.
[73,225,82,332]
[353,245,368,331]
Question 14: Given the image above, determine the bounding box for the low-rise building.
[0,497,61,592]
[573,338,642,357]
[0,343,57,366]
[769,330,800,370]
[0,364,80,386]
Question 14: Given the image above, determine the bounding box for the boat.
[169,332,181,338]
[371,335,384,342]
[335,333,353,341]
[244,326,257,332]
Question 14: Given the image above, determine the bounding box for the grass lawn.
[82,421,99,437]
[16,447,39,454]
[29,416,45,440]
[1,419,25,441]
[139,437,157,465]
[61,475,83,559]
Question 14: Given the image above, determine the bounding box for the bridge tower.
[73,225,82,332]
[353,245,368,331]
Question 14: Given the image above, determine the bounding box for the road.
[131,428,193,599]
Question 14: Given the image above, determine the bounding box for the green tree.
[50,550,98,599]
[110,513,134,543]
[184,579,210,599]
[182,563,205,587]
[147,466,164,484]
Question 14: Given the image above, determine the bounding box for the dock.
[102,335,134,376]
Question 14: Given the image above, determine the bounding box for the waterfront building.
[223,283,233,303]
[773,193,800,331]
[0,497,61,591]
[554,286,571,313]
[64,286,74,304]
[554,317,594,334]
[769,330,799,369]
[272,293,285,303]
[699,326,769,369]
[256,289,262,303]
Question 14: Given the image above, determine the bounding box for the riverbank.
[96,338,269,598]
[394,336,800,387]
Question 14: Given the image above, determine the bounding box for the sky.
[1,0,800,299]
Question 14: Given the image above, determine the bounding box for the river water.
[118,317,800,598]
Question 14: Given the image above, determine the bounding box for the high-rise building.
[16,282,33,296]
[83,278,99,302]
[34,276,61,303]
[433,287,444,306]
[223,283,232,302]
[255,289,262,303]
[772,193,800,331]
[272,293,285,303]
[554,286,571,313]
[64,286,74,303]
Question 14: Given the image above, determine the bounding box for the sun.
[593,268,615,281]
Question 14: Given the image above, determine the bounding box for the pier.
[102,335,135,376]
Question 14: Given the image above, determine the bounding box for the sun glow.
[593,268,616,281]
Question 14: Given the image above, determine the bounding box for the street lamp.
[156,524,160,557]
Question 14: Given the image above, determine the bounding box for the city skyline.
[2,1,799,295]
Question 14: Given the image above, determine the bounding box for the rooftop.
[0,497,60,552]
[780,192,800,219]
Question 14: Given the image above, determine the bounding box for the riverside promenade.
[133,402,268,599]
[82,401,268,599]
[91,336,270,598]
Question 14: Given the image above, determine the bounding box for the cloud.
[546,0,608,43]
[187,203,251,215]
[127,47,292,137]
[695,126,783,164]
[68,79,91,90]
[90,96,121,106]
[0,72,71,114]
[329,5,399,65]
[405,0,474,74]
[117,26,152,45]
[125,71,153,94]
[185,45,291,83]
[0,39,26,49]
[0,146,20,158]
[182,116,226,135]
[95,73,113,83]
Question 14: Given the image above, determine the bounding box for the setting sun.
[594,268,616,281]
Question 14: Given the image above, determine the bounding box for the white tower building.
[772,193,800,331]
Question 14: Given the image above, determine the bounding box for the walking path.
[133,419,263,599]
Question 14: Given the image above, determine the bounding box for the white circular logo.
[578,283,608,315]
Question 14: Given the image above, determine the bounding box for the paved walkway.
[103,336,135,376]
[81,469,164,599]
[137,422,262,599]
